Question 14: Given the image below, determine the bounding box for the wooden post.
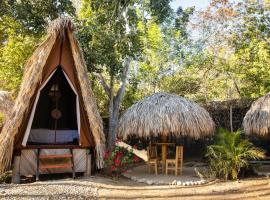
[230,105,233,132]
[85,153,92,177]
[36,149,40,181]
[161,134,167,173]
[161,135,167,142]
[12,156,21,184]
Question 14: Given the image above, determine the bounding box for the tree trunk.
[107,104,120,150]
[107,76,115,150]
[96,58,131,150]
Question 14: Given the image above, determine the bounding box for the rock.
[158,181,165,185]
[137,178,146,183]
[176,181,182,186]
[124,174,131,178]
[131,176,137,181]
[146,180,153,185]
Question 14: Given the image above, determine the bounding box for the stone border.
[123,172,209,186]
[253,168,270,177]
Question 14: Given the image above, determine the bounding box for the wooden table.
[154,142,175,173]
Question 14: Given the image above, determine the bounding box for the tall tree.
[77,0,174,149]
[77,0,142,149]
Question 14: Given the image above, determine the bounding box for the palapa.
[0,17,106,173]
[243,92,270,137]
[118,92,215,140]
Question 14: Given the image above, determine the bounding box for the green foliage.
[0,112,4,126]
[0,33,38,93]
[205,128,265,180]
[0,0,76,94]
[1,0,270,118]
[0,171,12,184]
[77,0,142,75]
[7,0,75,36]
[148,0,173,23]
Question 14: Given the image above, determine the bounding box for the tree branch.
[94,72,111,97]
[226,71,242,97]
[115,57,131,104]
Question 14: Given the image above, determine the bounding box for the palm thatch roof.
[0,17,105,173]
[118,92,215,140]
[243,93,270,136]
[0,91,14,118]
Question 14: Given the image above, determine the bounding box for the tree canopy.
[1,0,270,145]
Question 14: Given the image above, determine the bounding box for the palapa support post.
[161,134,167,173]
[12,156,21,184]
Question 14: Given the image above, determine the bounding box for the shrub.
[0,171,12,183]
[205,128,265,180]
[104,146,141,176]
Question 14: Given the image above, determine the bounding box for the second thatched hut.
[118,92,215,140]
[243,93,270,137]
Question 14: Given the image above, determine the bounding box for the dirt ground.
[0,175,270,199]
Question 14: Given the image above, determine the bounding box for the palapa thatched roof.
[243,93,270,137]
[0,17,106,173]
[118,92,215,140]
[0,91,14,118]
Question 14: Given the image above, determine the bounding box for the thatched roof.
[0,17,105,173]
[0,91,14,118]
[243,93,270,136]
[118,92,215,140]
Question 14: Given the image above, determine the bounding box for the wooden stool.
[165,146,183,176]
[147,145,159,175]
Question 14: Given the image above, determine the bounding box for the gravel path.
[0,181,98,199]
[0,176,270,199]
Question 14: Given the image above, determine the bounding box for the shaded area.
[31,67,77,130]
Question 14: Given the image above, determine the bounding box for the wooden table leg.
[162,144,167,173]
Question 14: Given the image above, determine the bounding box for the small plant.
[205,128,265,180]
[0,171,12,184]
[104,146,141,176]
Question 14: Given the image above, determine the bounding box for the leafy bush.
[104,146,141,176]
[205,128,265,180]
[0,171,12,183]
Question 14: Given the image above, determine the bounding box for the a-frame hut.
[0,17,105,179]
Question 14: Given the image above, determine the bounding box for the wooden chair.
[147,145,158,175]
[165,146,183,176]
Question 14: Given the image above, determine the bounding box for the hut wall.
[20,149,88,176]
[203,99,253,132]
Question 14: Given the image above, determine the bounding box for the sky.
[170,0,210,10]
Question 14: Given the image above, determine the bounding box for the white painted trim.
[22,69,57,146]
[62,71,81,136]
[22,69,80,146]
